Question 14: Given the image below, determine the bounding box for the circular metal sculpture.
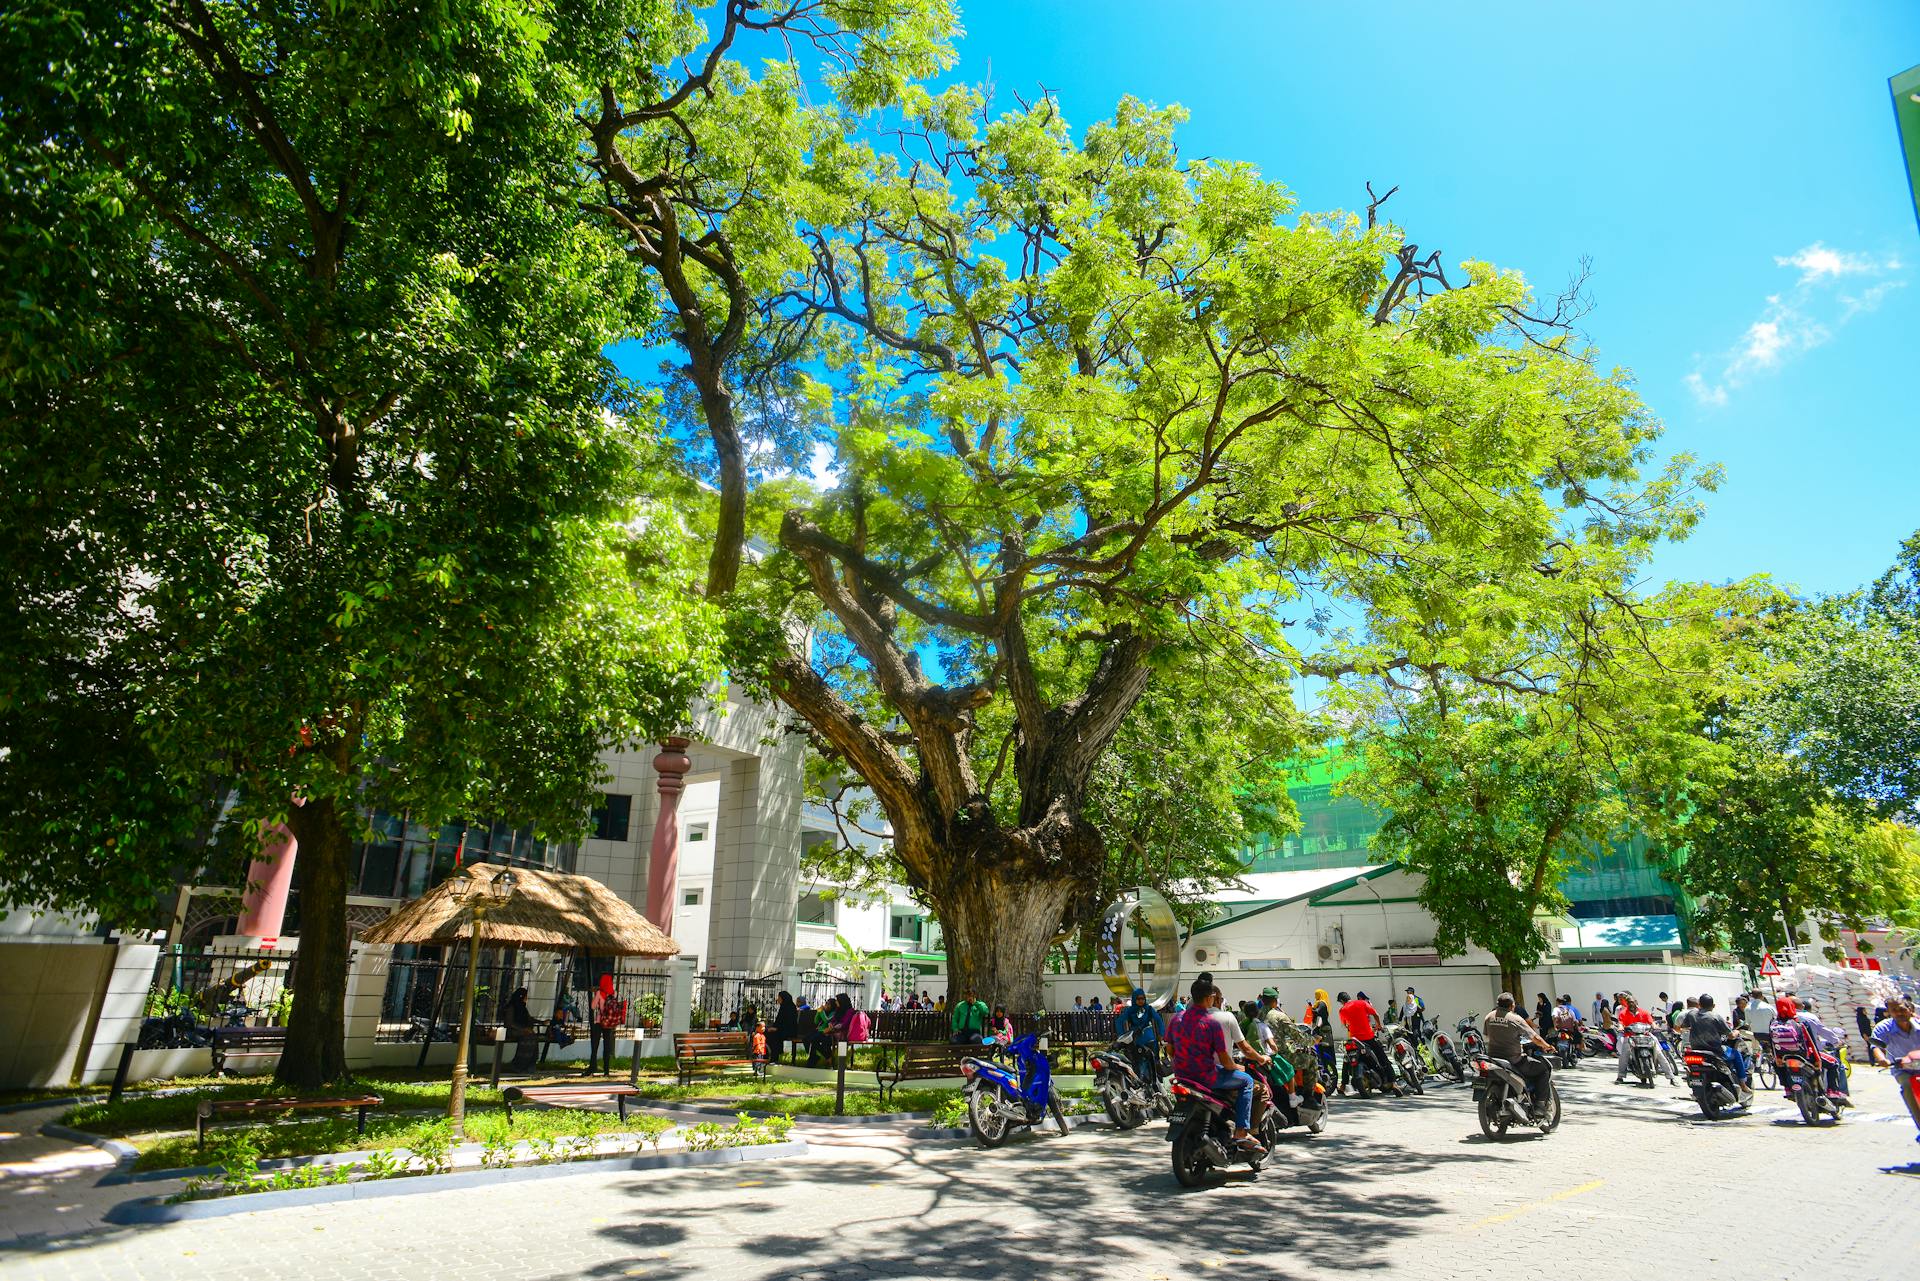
[1094,886,1181,1008]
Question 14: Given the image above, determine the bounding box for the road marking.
[735,1180,764,1187]
[1470,1179,1605,1227]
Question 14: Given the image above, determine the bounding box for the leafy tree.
[813,932,901,981]
[586,7,1712,1007]
[1337,587,1728,996]
[0,0,716,1084]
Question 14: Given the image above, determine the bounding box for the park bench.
[501,1083,642,1123]
[196,1094,381,1150]
[876,1042,973,1104]
[672,1030,765,1087]
[209,1026,287,1076]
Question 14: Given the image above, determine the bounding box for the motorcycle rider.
[1261,989,1320,1100]
[1771,996,1850,1103]
[1115,986,1166,1088]
[1870,998,1920,1142]
[1483,992,1555,1114]
[1168,979,1265,1154]
[1338,989,1399,1097]
[1614,994,1676,1085]
[1686,993,1750,1093]
[1551,994,1583,1056]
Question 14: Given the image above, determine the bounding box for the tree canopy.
[1,0,717,1082]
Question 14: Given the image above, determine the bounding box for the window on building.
[889,911,924,945]
[687,821,710,843]
[591,793,632,843]
[796,891,836,927]
[1238,958,1293,970]
[682,889,703,907]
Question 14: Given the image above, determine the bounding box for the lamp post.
[447,868,516,1140]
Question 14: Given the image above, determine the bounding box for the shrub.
[407,1121,453,1176]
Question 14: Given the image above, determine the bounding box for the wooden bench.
[876,1042,974,1104]
[672,1031,764,1087]
[209,1026,287,1076]
[196,1094,381,1150]
[501,1083,642,1123]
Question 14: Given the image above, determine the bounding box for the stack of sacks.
[1780,963,1901,1059]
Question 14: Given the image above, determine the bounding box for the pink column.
[237,820,298,943]
[643,737,694,931]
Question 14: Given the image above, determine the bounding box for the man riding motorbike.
[1614,994,1676,1084]
[1338,989,1398,1097]
[1168,979,1264,1154]
[1115,986,1166,1088]
[1687,993,1749,1086]
[1872,999,1920,1143]
[1482,992,1555,1114]
[1771,996,1850,1103]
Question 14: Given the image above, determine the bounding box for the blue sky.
[933,2,1918,597]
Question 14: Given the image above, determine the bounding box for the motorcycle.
[1553,1027,1579,1069]
[1624,1026,1660,1087]
[1682,1046,1752,1119]
[1341,1037,1405,1097]
[136,1012,211,1050]
[1455,1013,1485,1058]
[1378,1023,1427,1095]
[1581,1026,1617,1059]
[1774,1048,1846,1126]
[1167,1075,1274,1186]
[1088,1030,1167,1130]
[961,1034,1067,1147]
[1429,1028,1467,1082]
[1471,1048,1561,1139]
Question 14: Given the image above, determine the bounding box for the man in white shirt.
[1747,990,1776,1041]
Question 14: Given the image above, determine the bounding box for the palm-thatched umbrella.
[362,863,679,957]
[363,865,677,1130]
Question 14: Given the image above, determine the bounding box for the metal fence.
[689,972,779,1030]
[866,1009,1118,1044]
[600,967,672,1030]
[375,953,532,1044]
[145,945,298,1027]
[797,972,863,1011]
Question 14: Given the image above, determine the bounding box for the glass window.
[682,889,703,906]
[797,891,836,926]
[687,821,710,843]
[591,793,632,843]
[889,912,922,945]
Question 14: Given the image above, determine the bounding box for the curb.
[660,1101,940,1126]
[0,1096,82,1117]
[39,1121,138,1165]
[102,1138,809,1224]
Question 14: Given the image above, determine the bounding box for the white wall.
[0,940,157,1088]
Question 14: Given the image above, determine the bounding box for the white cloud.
[1687,242,1904,407]
[804,441,839,489]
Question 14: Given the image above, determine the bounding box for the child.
[751,1020,769,1073]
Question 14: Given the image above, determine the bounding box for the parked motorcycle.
[1682,1046,1752,1119]
[1581,1026,1617,1059]
[1625,1026,1660,1087]
[1378,1024,1427,1095]
[136,1012,211,1050]
[1471,1048,1561,1139]
[961,1034,1067,1147]
[1455,1013,1485,1058]
[1774,1048,1846,1126]
[1089,1030,1167,1130]
[1429,1028,1467,1082]
[1167,1076,1274,1186]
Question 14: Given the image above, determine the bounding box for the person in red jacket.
[1338,990,1397,1096]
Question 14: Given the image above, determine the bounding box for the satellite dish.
[1094,886,1181,1009]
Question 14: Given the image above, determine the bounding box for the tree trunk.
[933,863,1076,1015]
[277,793,353,1086]
[1497,956,1524,1003]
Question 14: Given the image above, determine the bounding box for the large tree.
[0,0,716,1083]
[1335,586,1727,995]
[584,4,1712,1008]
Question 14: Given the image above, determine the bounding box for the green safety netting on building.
[1243,750,1692,938]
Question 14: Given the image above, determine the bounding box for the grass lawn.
[58,1061,958,1171]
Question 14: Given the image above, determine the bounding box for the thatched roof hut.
[361,864,679,957]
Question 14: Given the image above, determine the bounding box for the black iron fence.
[375,953,532,1044]
[145,945,298,1028]
[797,973,863,1011]
[687,972,779,1030]
[599,967,671,1030]
[866,1009,1118,1044]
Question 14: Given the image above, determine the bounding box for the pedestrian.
[588,974,625,1076]
[1399,986,1425,1038]
[1856,1006,1884,1064]
[1534,992,1554,1036]
[1592,991,1611,1025]
[1747,989,1776,1043]
[772,990,798,1064]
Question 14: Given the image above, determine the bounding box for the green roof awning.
[1893,64,1920,234]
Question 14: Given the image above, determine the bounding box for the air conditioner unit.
[1318,926,1345,962]
[1193,945,1228,966]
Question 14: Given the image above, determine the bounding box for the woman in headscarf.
[771,990,798,1065]
[588,974,622,1076]
[1770,996,1850,1100]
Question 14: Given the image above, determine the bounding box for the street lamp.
[447,868,516,1140]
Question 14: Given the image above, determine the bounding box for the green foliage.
[814,932,901,981]
[930,1094,968,1128]
[634,992,665,1030]
[406,1121,453,1176]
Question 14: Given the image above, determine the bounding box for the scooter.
[1455,1013,1485,1058]
[1430,1028,1467,1082]
[1581,1026,1617,1058]
[1471,1048,1561,1139]
[1774,1048,1847,1126]
[1167,1075,1273,1186]
[961,1034,1067,1147]
[1088,1029,1166,1130]
[1682,1046,1753,1119]
[1554,1027,1580,1070]
[1341,1037,1405,1097]
[1262,1056,1329,1135]
[1625,1026,1660,1087]
[1378,1023,1427,1095]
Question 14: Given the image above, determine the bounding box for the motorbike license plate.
[1471,1082,1486,1101]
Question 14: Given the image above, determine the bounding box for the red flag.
[453,826,467,870]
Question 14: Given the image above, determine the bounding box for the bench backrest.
[674,1031,749,1056]
[212,1026,288,1044]
[899,1043,972,1067]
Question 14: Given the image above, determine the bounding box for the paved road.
[4,1068,1917,1281]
